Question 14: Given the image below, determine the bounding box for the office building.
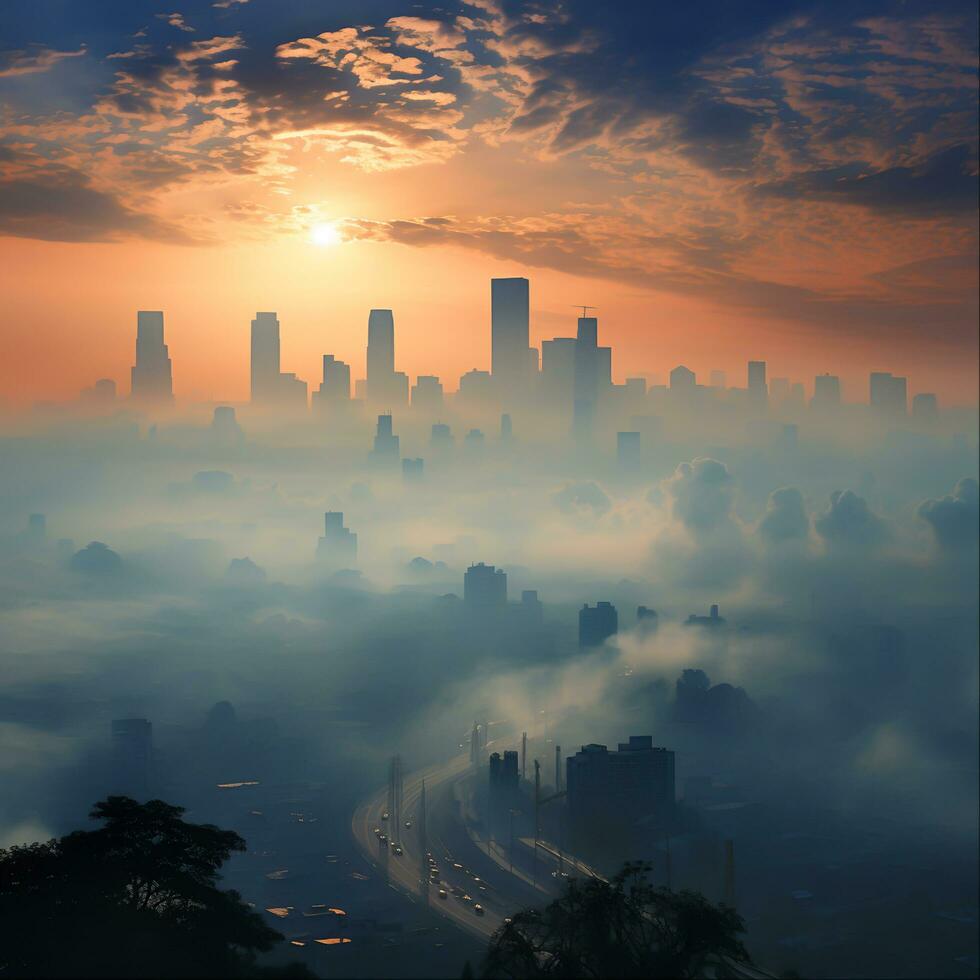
[464,562,507,610]
[812,373,841,410]
[521,589,543,626]
[250,312,307,408]
[430,422,454,449]
[210,405,243,446]
[371,413,400,463]
[573,316,600,437]
[367,309,408,405]
[491,277,531,399]
[670,365,696,391]
[685,604,726,627]
[130,311,173,404]
[402,457,424,481]
[312,354,351,411]
[458,369,494,404]
[111,718,153,798]
[566,735,675,853]
[411,375,443,411]
[579,601,618,647]
[464,428,486,451]
[317,511,357,565]
[748,360,767,392]
[870,371,907,415]
[912,392,938,420]
[541,336,577,409]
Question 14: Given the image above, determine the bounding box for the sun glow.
[310,222,341,247]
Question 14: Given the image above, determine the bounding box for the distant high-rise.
[412,375,443,411]
[317,511,357,565]
[912,392,938,420]
[371,413,400,463]
[812,373,841,410]
[210,405,243,446]
[491,277,530,399]
[430,422,454,449]
[579,601,618,647]
[250,312,307,408]
[870,371,907,416]
[111,718,153,798]
[367,309,408,405]
[541,336,577,409]
[81,377,117,406]
[747,360,767,409]
[566,736,675,854]
[521,589,543,625]
[458,369,494,404]
[312,354,351,410]
[130,311,173,404]
[669,365,696,391]
[402,457,424,481]
[574,316,600,438]
[464,562,507,609]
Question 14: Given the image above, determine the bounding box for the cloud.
[156,12,195,33]
[814,490,888,550]
[758,487,810,544]
[0,45,86,78]
[917,478,979,551]
[664,458,736,534]
[552,481,612,518]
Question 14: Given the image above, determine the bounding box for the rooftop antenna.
[573,305,598,318]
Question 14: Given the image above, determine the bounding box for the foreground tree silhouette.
[0,796,302,979]
[483,862,751,979]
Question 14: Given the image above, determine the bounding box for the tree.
[0,796,300,978]
[483,862,751,979]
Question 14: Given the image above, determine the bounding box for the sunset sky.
[1,0,977,405]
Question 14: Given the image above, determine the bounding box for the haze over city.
[0,2,977,980]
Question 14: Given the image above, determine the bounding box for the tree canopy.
[0,796,297,978]
[483,862,751,979]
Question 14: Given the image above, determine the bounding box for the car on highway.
[452,862,463,870]
[381,811,389,820]
[392,844,403,856]
[473,904,485,916]
[373,827,380,836]
[438,888,447,899]
[429,867,439,879]
[379,833,388,843]
[404,820,412,829]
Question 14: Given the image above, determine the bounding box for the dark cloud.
[758,487,810,544]
[815,490,888,550]
[0,167,189,244]
[758,144,979,217]
[917,478,979,551]
[665,458,736,534]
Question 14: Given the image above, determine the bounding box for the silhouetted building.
[430,422,453,449]
[367,309,408,405]
[617,431,640,468]
[371,413,400,463]
[579,601,618,647]
[491,277,531,400]
[464,562,507,610]
[812,373,841,411]
[685,604,726,627]
[670,365,696,391]
[748,360,767,393]
[541,336,577,410]
[566,735,675,854]
[250,312,307,408]
[131,311,173,404]
[111,718,153,798]
[464,428,485,452]
[317,511,357,565]
[210,405,243,446]
[81,377,117,406]
[312,354,351,411]
[70,541,122,574]
[574,316,601,438]
[637,605,658,634]
[912,392,938,420]
[459,369,494,404]
[521,589,543,626]
[870,371,907,416]
[402,457,424,481]
[412,375,443,411]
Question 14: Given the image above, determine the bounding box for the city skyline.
[1,2,977,406]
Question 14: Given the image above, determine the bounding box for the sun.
[310,222,341,247]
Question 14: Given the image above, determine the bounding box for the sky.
[1,0,977,405]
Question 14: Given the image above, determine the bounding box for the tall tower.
[130,311,173,404]
[491,277,530,399]
[367,309,394,393]
[573,316,599,438]
[250,312,281,403]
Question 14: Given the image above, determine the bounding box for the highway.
[351,751,517,941]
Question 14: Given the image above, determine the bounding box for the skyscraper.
[250,312,281,403]
[574,316,600,438]
[312,354,351,412]
[130,311,173,404]
[491,277,530,399]
[747,360,767,408]
[367,309,408,405]
[317,511,357,566]
[812,373,841,410]
[579,601,618,647]
[566,736,675,853]
[464,562,507,610]
[870,371,907,415]
[371,413,400,463]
